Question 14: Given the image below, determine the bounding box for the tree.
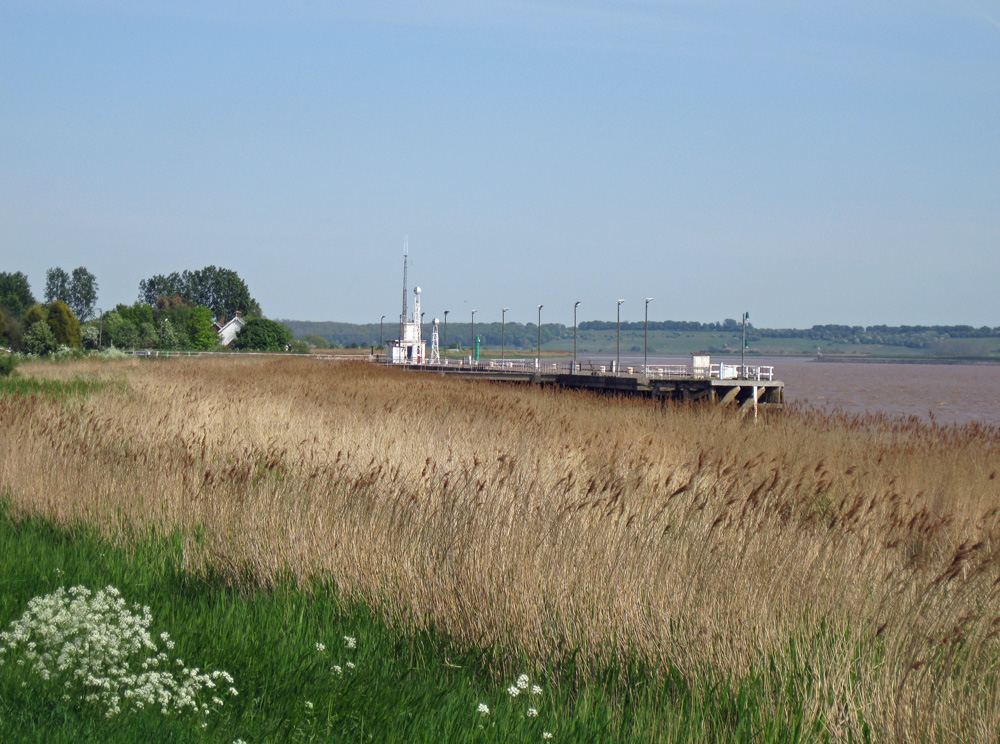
[187,306,218,351]
[44,267,98,321]
[0,309,7,346]
[24,304,47,330]
[0,310,24,351]
[158,318,179,349]
[22,321,59,355]
[102,311,139,349]
[139,273,184,305]
[69,267,99,321]
[232,318,293,352]
[45,268,71,304]
[301,334,328,348]
[0,272,36,319]
[139,267,260,320]
[47,300,82,348]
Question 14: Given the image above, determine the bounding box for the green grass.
[0,505,834,743]
[0,376,112,399]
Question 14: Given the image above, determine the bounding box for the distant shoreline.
[813,356,1000,365]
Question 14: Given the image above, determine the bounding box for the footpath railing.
[385,356,775,381]
[122,349,774,381]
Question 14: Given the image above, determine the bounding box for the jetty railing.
[405,357,774,381]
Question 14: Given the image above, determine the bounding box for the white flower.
[477,703,490,715]
[0,585,235,720]
[332,665,343,675]
[527,707,539,717]
[507,685,520,697]
[346,661,356,670]
[517,674,530,689]
[315,642,326,652]
[531,685,543,696]
[343,636,356,649]
[305,700,314,710]
[543,733,554,740]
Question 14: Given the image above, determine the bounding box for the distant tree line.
[138,266,261,320]
[758,324,1000,349]
[0,265,291,355]
[283,317,1000,352]
[280,319,571,350]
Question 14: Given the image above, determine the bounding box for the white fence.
[123,349,775,381]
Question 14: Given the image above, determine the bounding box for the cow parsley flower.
[315,642,326,652]
[527,707,539,717]
[343,636,356,649]
[516,674,530,689]
[0,585,237,719]
[477,703,490,715]
[531,685,543,696]
[507,685,521,697]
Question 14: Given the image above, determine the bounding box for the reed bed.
[2,355,999,741]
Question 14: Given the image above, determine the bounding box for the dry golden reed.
[2,355,999,741]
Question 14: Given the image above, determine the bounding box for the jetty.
[389,357,784,412]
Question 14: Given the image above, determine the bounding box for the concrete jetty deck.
[391,358,784,412]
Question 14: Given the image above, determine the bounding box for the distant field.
[2,356,1000,741]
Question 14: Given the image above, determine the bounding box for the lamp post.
[471,309,478,364]
[537,304,543,371]
[644,298,653,377]
[443,310,449,356]
[573,301,581,373]
[616,299,626,375]
[741,311,749,378]
[501,307,509,365]
[379,315,385,348]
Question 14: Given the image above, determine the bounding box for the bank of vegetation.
[1,356,999,741]
[281,318,1000,359]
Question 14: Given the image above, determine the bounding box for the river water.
[589,353,1000,427]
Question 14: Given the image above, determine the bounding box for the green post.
[474,335,481,361]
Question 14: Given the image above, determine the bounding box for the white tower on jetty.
[430,318,440,362]
[387,246,427,364]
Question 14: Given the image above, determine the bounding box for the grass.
[1,355,999,741]
[0,375,112,398]
[0,505,833,743]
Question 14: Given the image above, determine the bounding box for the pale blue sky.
[2,1,998,327]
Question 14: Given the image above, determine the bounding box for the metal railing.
[119,349,775,382]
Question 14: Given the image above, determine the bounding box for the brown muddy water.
[610,354,1000,426]
[775,357,1000,427]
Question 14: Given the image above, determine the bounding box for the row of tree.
[1,266,291,354]
[284,317,1000,351]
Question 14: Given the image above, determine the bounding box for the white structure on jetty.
[386,245,427,364]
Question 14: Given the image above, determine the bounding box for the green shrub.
[232,318,293,352]
[22,321,59,355]
[47,300,82,349]
[0,353,18,377]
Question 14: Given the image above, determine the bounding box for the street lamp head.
[645,297,654,304]
[502,307,509,312]
[617,299,626,306]
[574,301,581,308]
[538,304,543,310]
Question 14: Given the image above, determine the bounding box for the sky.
[1,1,998,328]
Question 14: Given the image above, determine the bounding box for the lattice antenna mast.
[430,318,440,362]
[400,239,409,338]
